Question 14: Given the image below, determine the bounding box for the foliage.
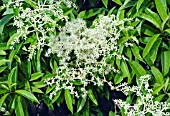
[0,0,170,116]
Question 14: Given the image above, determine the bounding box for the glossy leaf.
[15,96,24,116]
[15,90,39,103]
[151,66,164,84]
[77,96,87,112]
[0,14,13,34]
[88,89,98,106]
[0,93,9,111]
[121,60,130,79]
[161,51,170,76]
[102,0,108,8]
[155,0,167,21]
[142,34,160,58]
[64,89,73,114]
[30,72,44,81]
[130,61,146,76]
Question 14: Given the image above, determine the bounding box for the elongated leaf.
[149,38,162,64]
[131,43,143,62]
[140,14,160,29]
[78,11,86,18]
[64,89,73,114]
[130,61,146,76]
[112,0,122,5]
[155,94,165,102]
[142,34,160,58]
[15,90,39,103]
[24,0,37,9]
[88,89,98,106]
[31,87,43,93]
[30,72,44,81]
[77,96,87,112]
[0,14,13,34]
[0,50,6,55]
[155,0,167,21]
[0,59,10,67]
[0,66,7,73]
[51,90,62,104]
[102,0,108,8]
[114,73,125,84]
[161,51,170,76]
[86,8,102,19]
[7,33,21,47]
[152,85,164,95]
[136,0,144,11]
[15,96,24,116]
[121,61,130,79]
[0,93,9,111]
[145,8,161,26]
[8,66,17,88]
[151,66,164,84]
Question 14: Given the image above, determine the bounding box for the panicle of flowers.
[114,75,170,116]
[45,15,134,99]
[5,0,75,59]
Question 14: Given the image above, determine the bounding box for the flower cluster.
[5,0,74,59]
[114,75,170,116]
[44,15,134,99]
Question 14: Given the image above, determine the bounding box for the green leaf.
[114,73,125,84]
[109,111,116,116]
[136,0,144,12]
[155,0,167,21]
[0,50,6,55]
[86,8,102,19]
[112,0,122,5]
[164,77,169,91]
[0,66,7,73]
[140,13,161,29]
[102,0,108,8]
[77,96,87,112]
[152,85,164,95]
[88,89,98,106]
[7,33,22,47]
[0,93,9,111]
[121,61,130,79]
[145,8,162,26]
[78,10,86,18]
[15,90,39,103]
[0,59,10,67]
[0,14,13,34]
[149,38,162,64]
[0,89,7,94]
[130,61,146,76]
[151,66,164,84]
[15,96,24,116]
[161,51,170,76]
[8,66,17,88]
[64,89,73,114]
[31,87,43,93]
[51,90,62,104]
[155,94,165,102]
[142,34,160,58]
[24,0,37,9]
[131,43,143,62]
[30,72,44,81]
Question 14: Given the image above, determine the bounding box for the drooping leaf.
[129,61,146,76]
[0,93,9,111]
[161,51,170,76]
[155,0,167,21]
[7,33,22,47]
[102,0,108,8]
[30,72,44,81]
[15,90,39,103]
[136,0,144,12]
[142,34,160,58]
[77,95,87,112]
[24,0,37,9]
[112,0,122,5]
[131,43,143,62]
[64,89,73,114]
[121,60,130,79]
[151,66,164,84]
[0,59,10,67]
[0,14,13,34]
[88,89,98,106]
[15,96,24,116]
[152,85,164,95]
